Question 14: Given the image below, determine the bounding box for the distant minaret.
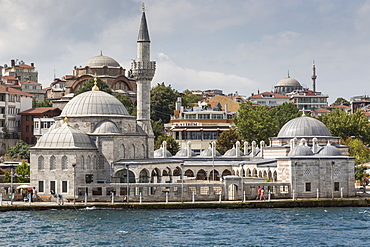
[311,62,317,92]
[131,4,156,138]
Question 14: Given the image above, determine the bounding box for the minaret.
[131,4,156,137]
[311,62,317,92]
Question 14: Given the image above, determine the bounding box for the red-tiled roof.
[15,64,34,68]
[21,80,41,85]
[43,86,51,91]
[19,107,60,115]
[332,104,350,108]
[2,76,18,80]
[0,85,33,96]
[313,108,330,113]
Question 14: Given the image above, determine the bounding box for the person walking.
[256,187,262,200]
[260,188,266,201]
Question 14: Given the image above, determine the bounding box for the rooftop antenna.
[287,70,290,78]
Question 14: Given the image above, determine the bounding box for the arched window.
[87,155,91,169]
[99,155,104,169]
[132,144,135,159]
[121,144,125,159]
[50,155,56,170]
[93,155,97,169]
[142,144,146,158]
[81,156,85,170]
[61,156,68,170]
[38,156,44,170]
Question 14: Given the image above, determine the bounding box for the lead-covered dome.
[33,125,96,149]
[276,77,301,87]
[61,90,129,117]
[278,115,332,137]
[93,121,120,134]
[288,144,314,156]
[318,143,342,156]
[83,55,120,67]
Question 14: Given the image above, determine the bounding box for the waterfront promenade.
[1,196,370,212]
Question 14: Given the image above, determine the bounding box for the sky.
[1,0,370,103]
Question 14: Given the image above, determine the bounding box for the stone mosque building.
[29,7,355,202]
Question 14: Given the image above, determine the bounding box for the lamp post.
[181,163,184,203]
[126,164,129,203]
[72,163,76,205]
[10,165,14,205]
[211,141,215,181]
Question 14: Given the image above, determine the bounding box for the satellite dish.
[4,64,7,68]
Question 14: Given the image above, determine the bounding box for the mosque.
[29,7,355,202]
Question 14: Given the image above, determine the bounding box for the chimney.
[224,104,228,113]
[11,60,15,67]
[31,62,34,67]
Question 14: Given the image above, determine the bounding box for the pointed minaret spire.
[138,3,150,44]
[311,61,317,92]
[131,4,156,158]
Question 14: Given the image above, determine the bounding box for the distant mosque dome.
[276,77,301,87]
[317,143,342,156]
[83,55,121,68]
[278,115,332,137]
[175,148,196,157]
[288,144,314,156]
[93,121,120,134]
[34,125,97,149]
[200,148,221,157]
[223,147,244,157]
[61,90,129,117]
[154,148,173,158]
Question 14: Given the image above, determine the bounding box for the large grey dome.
[61,90,129,117]
[278,115,332,137]
[276,77,301,87]
[83,55,120,67]
[34,125,96,149]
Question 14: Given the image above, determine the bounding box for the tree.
[2,123,11,139]
[115,94,136,115]
[331,97,350,106]
[5,140,31,161]
[342,138,370,165]
[269,103,301,131]
[151,119,165,142]
[74,77,112,96]
[216,129,242,154]
[181,89,201,108]
[150,82,178,123]
[319,110,370,145]
[32,98,52,108]
[234,101,278,144]
[154,135,180,155]
[15,162,30,183]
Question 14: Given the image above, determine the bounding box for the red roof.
[19,107,60,115]
[43,86,51,91]
[0,85,33,96]
[21,80,41,85]
[2,76,18,80]
[15,64,34,68]
[332,104,350,109]
[313,108,330,113]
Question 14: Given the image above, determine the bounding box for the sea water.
[0,207,369,246]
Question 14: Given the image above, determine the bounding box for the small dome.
[288,144,314,156]
[154,148,172,158]
[83,55,120,67]
[34,125,96,149]
[276,77,301,87]
[200,148,221,157]
[61,90,129,117]
[175,149,196,157]
[93,121,120,134]
[318,143,342,156]
[278,115,332,137]
[223,148,244,157]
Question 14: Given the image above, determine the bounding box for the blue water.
[0,207,369,246]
